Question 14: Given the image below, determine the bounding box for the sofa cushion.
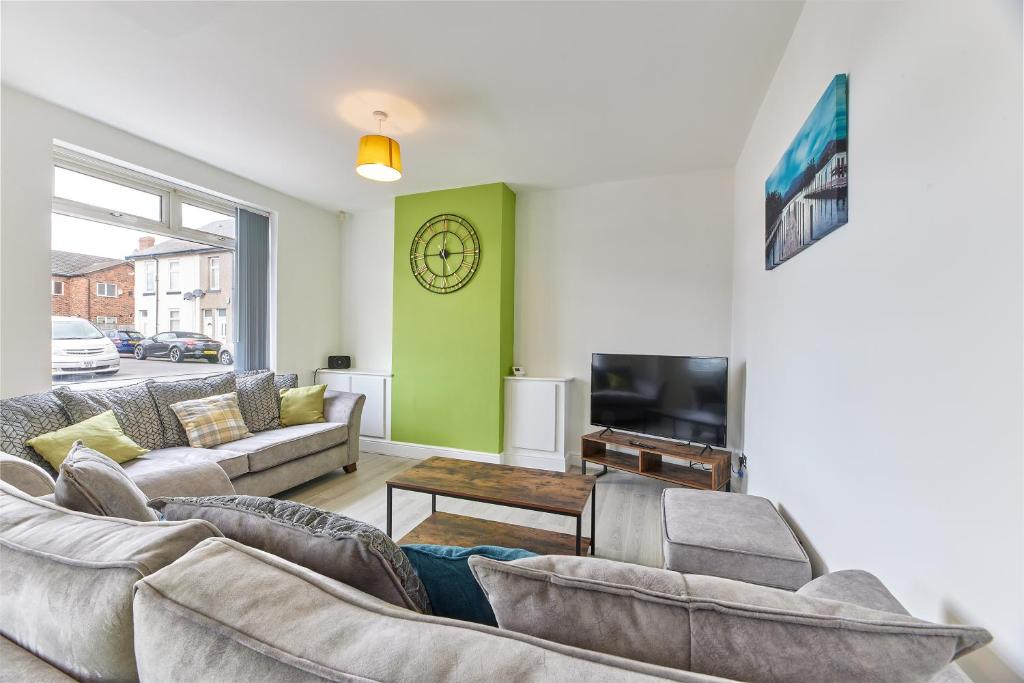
[171,392,253,448]
[0,636,76,683]
[661,488,811,590]
[148,373,237,448]
[0,481,220,682]
[0,391,69,475]
[279,384,327,426]
[212,422,347,473]
[401,544,537,625]
[132,537,724,683]
[54,442,157,521]
[26,410,148,470]
[149,495,430,613]
[125,446,249,480]
[0,452,56,497]
[119,455,236,500]
[235,370,281,432]
[54,381,164,450]
[470,555,991,683]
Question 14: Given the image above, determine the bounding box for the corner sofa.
[0,371,365,499]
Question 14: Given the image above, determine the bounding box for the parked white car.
[51,316,120,377]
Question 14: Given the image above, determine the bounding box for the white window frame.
[52,280,64,295]
[95,282,117,297]
[208,256,221,291]
[168,309,181,331]
[95,316,117,326]
[143,261,156,293]
[167,260,181,292]
[51,145,270,250]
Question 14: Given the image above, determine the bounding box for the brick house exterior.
[51,251,135,330]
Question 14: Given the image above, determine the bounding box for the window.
[50,144,262,387]
[209,256,221,291]
[167,260,180,292]
[54,167,162,222]
[143,261,156,293]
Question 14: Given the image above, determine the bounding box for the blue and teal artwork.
[765,74,848,270]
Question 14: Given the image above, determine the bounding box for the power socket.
[737,454,748,478]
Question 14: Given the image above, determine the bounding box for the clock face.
[409,214,481,294]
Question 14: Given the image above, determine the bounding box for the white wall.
[515,170,735,447]
[0,87,343,396]
[338,208,394,372]
[730,0,1023,676]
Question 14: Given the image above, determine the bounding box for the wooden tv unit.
[581,430,731,492]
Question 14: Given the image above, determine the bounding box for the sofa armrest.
[324,391,365,463]
[129,461,236,500]
[0,452,56,497]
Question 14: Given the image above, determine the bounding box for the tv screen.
[590,354,728,447]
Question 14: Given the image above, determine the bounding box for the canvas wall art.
[765,74,848,270]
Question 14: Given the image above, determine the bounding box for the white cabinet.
[316,369,391,439]
[503,376,572,472]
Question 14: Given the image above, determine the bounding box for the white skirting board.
[360,437,568,472]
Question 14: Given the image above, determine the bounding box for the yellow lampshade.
[356,134,402,182]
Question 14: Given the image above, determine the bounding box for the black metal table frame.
[386,482,596,556]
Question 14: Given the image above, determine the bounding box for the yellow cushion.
[27,410,147,470]
[170,392,253,448]
[280,384,327,427]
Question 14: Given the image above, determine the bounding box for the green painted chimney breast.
[391,183,516,454]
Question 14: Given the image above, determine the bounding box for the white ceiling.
[1,1,802,212]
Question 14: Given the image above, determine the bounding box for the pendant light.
[356,111,402,182]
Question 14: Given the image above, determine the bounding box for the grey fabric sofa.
[0,373,364,499]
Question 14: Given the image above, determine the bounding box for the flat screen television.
[590,354,728,447]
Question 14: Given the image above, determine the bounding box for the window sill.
[165,291,181,295]
[143,292,155,296]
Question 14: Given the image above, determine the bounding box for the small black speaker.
[328,355,351,370]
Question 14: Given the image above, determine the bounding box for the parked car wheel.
[219,350,233,365]
[169,347,183,363]
[134,345,146,360]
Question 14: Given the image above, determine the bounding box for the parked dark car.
[134,331,223,363]
[105,330,144,355]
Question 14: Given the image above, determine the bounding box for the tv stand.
[581,430,730,491]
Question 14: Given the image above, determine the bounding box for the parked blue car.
[104,330,144,355]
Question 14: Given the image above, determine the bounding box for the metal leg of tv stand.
[581,460,609,477]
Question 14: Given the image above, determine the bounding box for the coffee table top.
[386,456,596,516]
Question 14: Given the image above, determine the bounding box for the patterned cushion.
[170,393,252,449]
[148,374,237,448]
[273,373,299,392]
[54,381,164,451]
[0,392,70,476]
[149,495,431,614]
[235,371,280,432]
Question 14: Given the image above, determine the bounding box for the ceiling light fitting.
[355,110,402,182]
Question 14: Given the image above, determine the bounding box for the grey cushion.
[797,570,973,683]
[0,452,56,497]
[120,455,236,500]
[54,381,164,451]
[661,489,811,590]
[132,537,726,683]
[147,373,237,448]
[0,481,220,682]
[0,391,69,475]
[149,494,430,613]
[54,442,158,521]
[211,423,347,473]
[273,373,299,392]
[470,555,991,683]
[124,446,249,480]
[235,370,281,433]
[0,636,77,683]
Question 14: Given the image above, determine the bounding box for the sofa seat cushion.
[132,537,724,683]
[0,636,76,683]
[124,447,249,480]
[213,423,347,473]
[471,555,992,683]
[0,481,220,682]
[661,488,811,590]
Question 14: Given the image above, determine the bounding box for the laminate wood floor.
[282,451,672,567]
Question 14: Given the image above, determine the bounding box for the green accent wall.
[391,183,516,454]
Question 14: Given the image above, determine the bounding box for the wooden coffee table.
[386,456,597,556]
